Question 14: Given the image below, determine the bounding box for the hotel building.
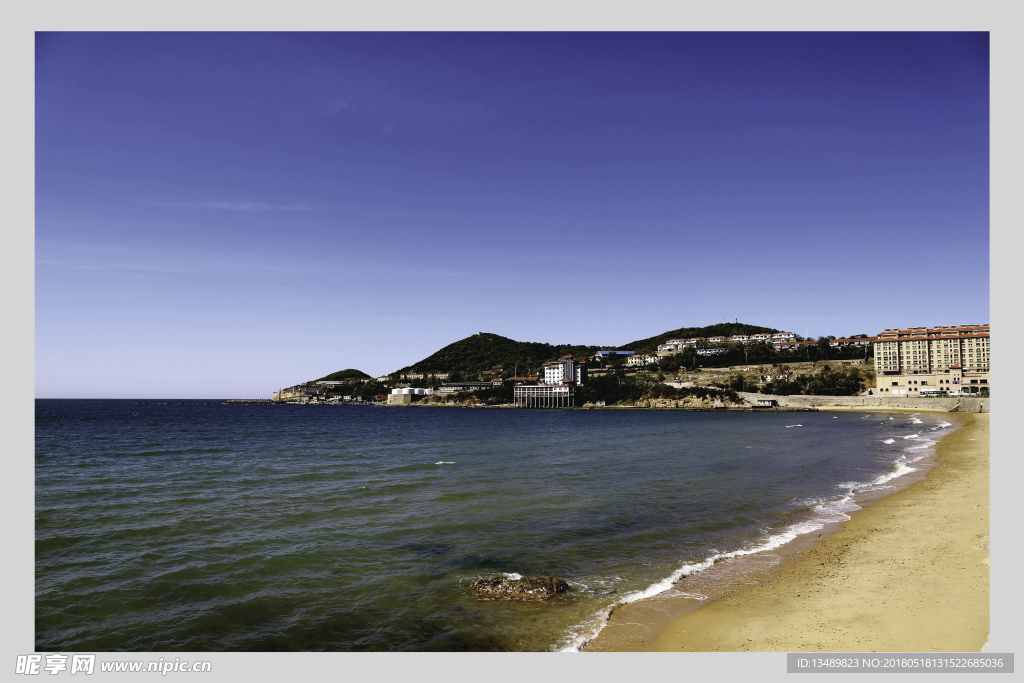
[514,355,586,407]
[873,324,990,395]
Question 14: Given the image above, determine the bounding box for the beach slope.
[651,412,989,652]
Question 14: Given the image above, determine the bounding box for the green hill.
[617,322,780,354]
[396,333,608,376]
[316,323,792,382]
[317,368,372,381]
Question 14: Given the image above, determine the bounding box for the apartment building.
[873,324,990,395]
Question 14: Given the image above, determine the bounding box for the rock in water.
[470,575,573,601]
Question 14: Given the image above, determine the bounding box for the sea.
[35,400,954,652]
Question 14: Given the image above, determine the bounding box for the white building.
[437,382,499,394]
[387,386,436,405]
[515,355,586,407]
[828,337,873,347]
[657,338,697,353]
[626,354,660,366]
[542,355,587,385]
[513,384,575,408]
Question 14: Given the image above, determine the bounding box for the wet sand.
[585,412,989,652]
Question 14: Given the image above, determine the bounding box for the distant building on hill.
[657,338,696,353]
[873,324,990,395]
[591,350,634,363]
[398,372,449,381]
[827,337,873,348]
[437,381,501,394]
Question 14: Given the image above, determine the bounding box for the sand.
[585,412,989,653]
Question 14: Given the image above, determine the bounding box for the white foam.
[672,591,709,601]
[901,433,921,440]
[434,461,456,465]
[560,415,956,652]
[502,572,523,580]
[559,497,861,652]
[870,461,916,485]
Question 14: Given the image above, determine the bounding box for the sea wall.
[737,392,989,413]
[630,396,747,409]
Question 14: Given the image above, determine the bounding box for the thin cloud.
[325,97,349,115]
[153,200,312,212]
[36,259,187,274]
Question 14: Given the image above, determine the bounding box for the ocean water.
[35,400,952,652]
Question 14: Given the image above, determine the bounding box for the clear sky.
[35,32,990,398]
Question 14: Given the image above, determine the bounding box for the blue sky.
[35,32,989,398]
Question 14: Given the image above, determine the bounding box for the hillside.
[618,322,780,354]
[317,368,372,381]
[315,323,794,382]
[395,333,608,376]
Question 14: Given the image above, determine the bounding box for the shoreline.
[379,403,976,413]
[583,412,988,652]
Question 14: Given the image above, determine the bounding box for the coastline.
[584,411,988,652]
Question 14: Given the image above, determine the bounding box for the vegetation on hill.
[394,323,783,377]
[618,322,780,354]
[644,383,741,403]
[640,339,873,374]
[754,365,869,396]
[396,333,609,376]
[317,369,372,381]
[311,322,874,397]
[577,373,741,405]
[705,364,871,396]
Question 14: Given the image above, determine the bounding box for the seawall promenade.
[737,392,989,413]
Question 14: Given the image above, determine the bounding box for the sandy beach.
[585,411,989,652]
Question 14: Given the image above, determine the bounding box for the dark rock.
[470,575,573,601]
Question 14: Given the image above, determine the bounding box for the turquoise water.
[35,401,950,651]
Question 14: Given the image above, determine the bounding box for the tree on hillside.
[805,366,864,396]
